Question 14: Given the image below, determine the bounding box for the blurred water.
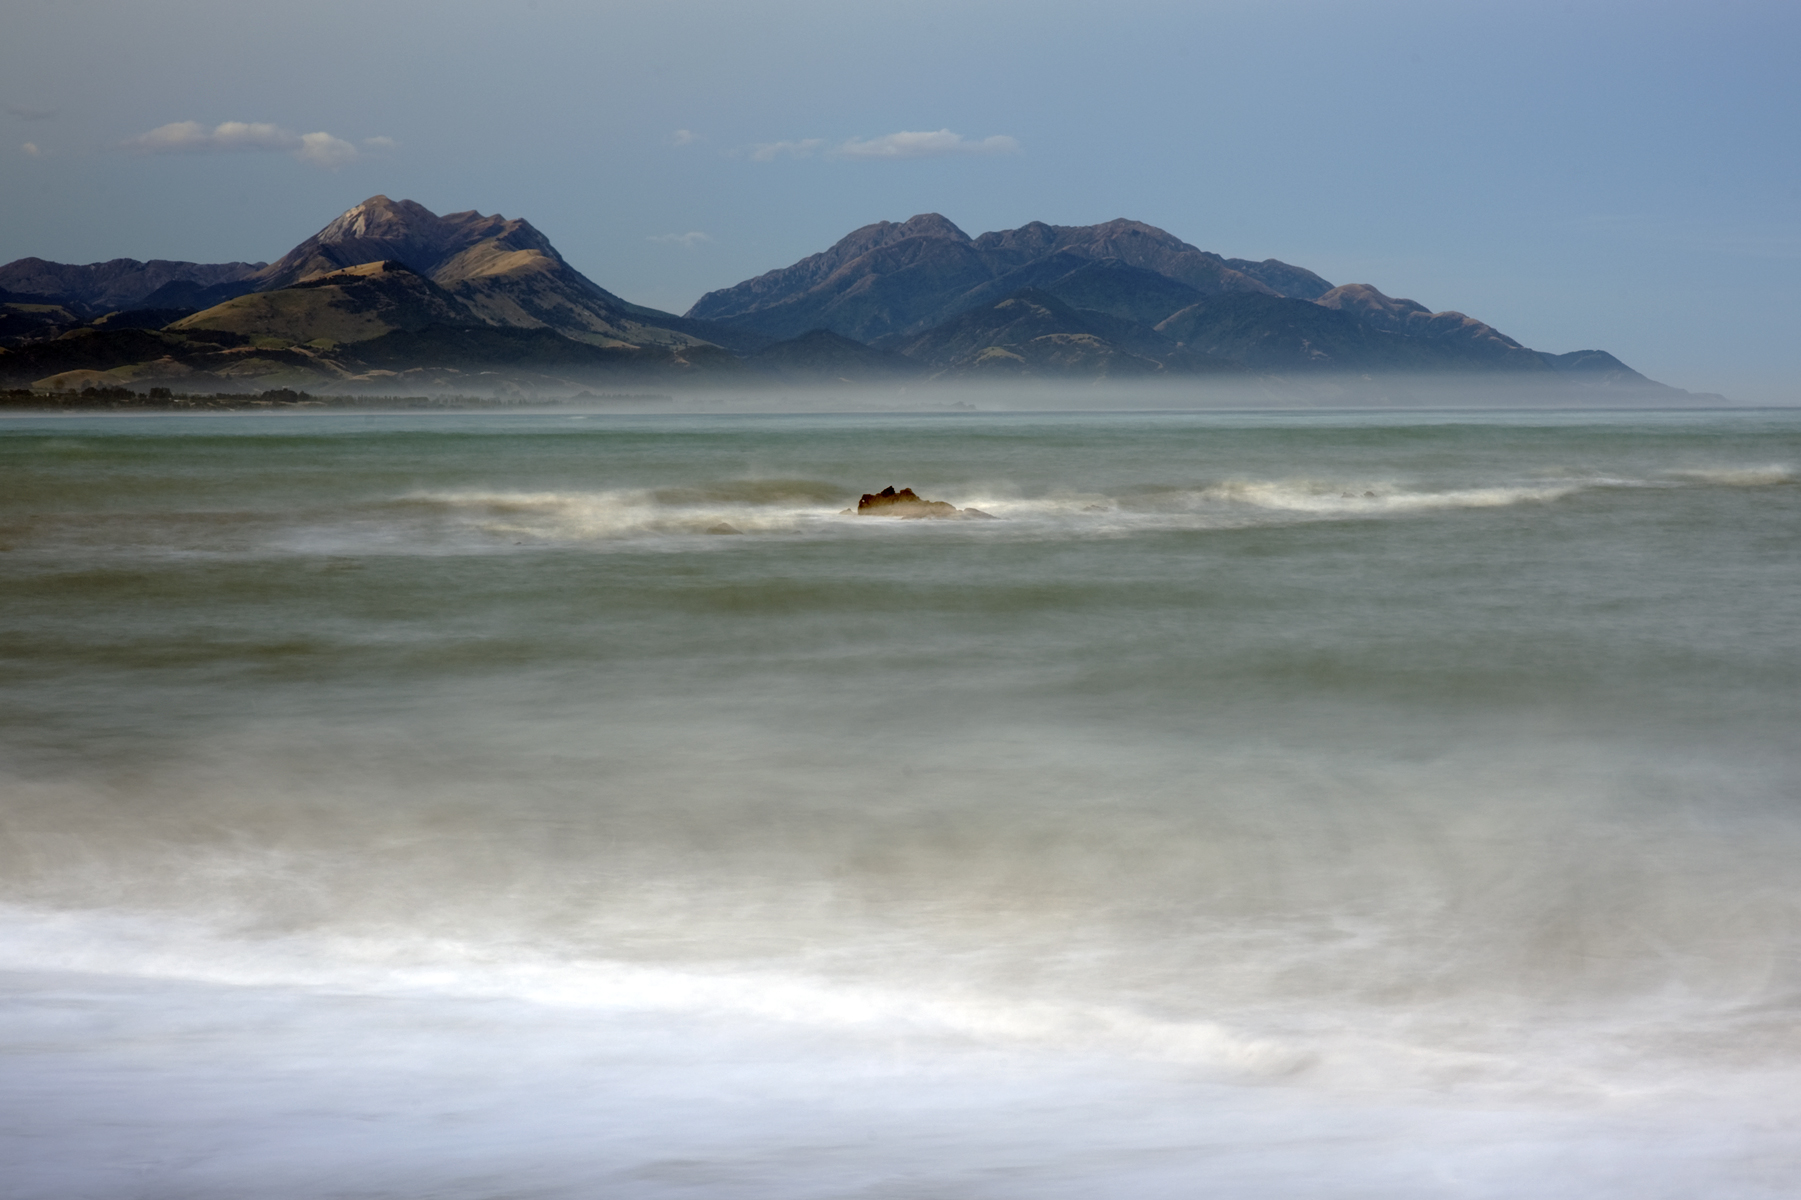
[2,407,1799,1197]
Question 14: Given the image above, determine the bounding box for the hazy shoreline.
[0,382,1755,417]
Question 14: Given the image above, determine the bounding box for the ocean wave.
[402,478,1579,544]
[1663,465,1795,487]
[8,464,1779,561]
[0,905,1308,1079]
[1187,479,1580,514]
[387,462,1788,549]
[401,488,844,541]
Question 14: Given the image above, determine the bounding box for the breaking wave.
[397,473,1644,547]
[1662,465,1795,487]
[0,905,1311,1080]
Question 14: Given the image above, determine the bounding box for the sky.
[3,0,1797,400]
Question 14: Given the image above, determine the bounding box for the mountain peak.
[1317,283,1431,325]
[108,198,713,360]
[313,195,444,246]
[1086,218,1189,245]
[897,213,970,241]
[254,197,560,292]
[821,213,969,261]
[689,215,1284,341]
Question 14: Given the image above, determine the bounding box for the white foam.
[1665,465,1795,486]
[5,935,1799,1200]
[0,905,1306,1079]
[38,464,1781,560]
[405,488,836,542]
[1196,478,1579,513]
[403,477,1584,548]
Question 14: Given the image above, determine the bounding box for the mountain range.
[0,197,1695,398]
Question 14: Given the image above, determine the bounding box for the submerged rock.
[852,486,997,520]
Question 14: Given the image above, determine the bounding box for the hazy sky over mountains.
[3,0,1796,399]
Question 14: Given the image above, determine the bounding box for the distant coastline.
[2,197,1721,404]
[0,386,672,412]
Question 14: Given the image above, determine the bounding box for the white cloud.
[648,231,712,249]
[130,120,237,152]
[125,120,383,170]
[21,141,41,157]
[210,121,298,152]
[749,138,825,162]
[295,131,359,169]
[670,129,701,146]
[744,130,1022,162]
[833,130,1021,159]
[129,120,292,153]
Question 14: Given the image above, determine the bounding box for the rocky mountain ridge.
[1,199,1699,398]
[1,197,763,390]
[244,195,730,350]
[685,212,1648,385]
[687,215,1332,345]
[0,257,266,312]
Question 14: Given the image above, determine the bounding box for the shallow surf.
[2,407,1798,1197]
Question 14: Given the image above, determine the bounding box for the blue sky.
[4,0,1796,399]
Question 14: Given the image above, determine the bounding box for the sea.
[2,404,1798,1198]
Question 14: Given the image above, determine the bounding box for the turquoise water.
[3,408,1799,1197]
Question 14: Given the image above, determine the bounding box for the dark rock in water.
[705,522,744,534]
[854,485,994,519]
[858,485,956,517]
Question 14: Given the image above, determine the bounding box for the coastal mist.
[3,407,1799,1198]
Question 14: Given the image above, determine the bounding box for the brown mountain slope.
[1,196,765,389]
[252,197,509,290]
[2,196,742,352]
[252,196,720,350]
[1,301,85,347]
[169,261,473,345]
